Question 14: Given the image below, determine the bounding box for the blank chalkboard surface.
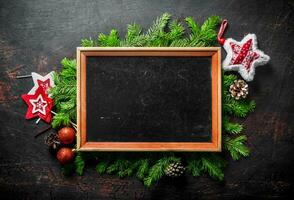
[77,47,221,151]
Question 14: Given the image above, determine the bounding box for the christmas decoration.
[229,79,249,100]
[218,20,270,81]
[45,133,61,153]
[57,147,75,165]
[39,13,258,187]
[22,86,54,123]
[28,71,55,95]
[58,127,75,144]
[165,162,185,177]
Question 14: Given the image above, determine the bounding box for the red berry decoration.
[58,127,75,144]
[57,147,75,164]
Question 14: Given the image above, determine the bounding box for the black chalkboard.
[77,48,221,151]
[86,56,212,142]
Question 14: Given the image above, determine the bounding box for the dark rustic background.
[0,0,293,199]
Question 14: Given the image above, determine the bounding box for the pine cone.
[229,79,249,100]
[165,162,185,177]
[45,133,61,150]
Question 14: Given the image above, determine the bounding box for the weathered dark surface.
[0,0,293,199]
[87,56,211,142]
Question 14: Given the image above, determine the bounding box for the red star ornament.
[22,86,54,123]
[28,71,55,95]
[223,34,270,81]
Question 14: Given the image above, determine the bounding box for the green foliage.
[98,29,121,47]
[81,38,95,47]
[201,154,226,181]
[49,58,76,128]
[51,112,71,128]
[222,73,256,117]
[223,96,256,117]
[186,153,226,181]
[96,160,109,174]
[224,135,250,160]
[223,74,237,89]
[75,152,85,175]
[136,159,150,180]
[52,13,257,187]
[223,116,243,134]
[186,15,221,47]
[81,13,221,48]
[144,156,181,187]
[186,155,203,176]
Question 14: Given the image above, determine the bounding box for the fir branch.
[185,16,221,47]
[186,156,203,176]
[50,58,77,128]
[223,74,237,89]
[167,20,185,41]
[126,23,142,41]
[144,13,171,46]
[170,38,190,47]
[185,16,200,37]
[81,38,95,47]
[201,154,226,181]
[98,29,121,47]
[96,160,110,174]
[136,159,150,180]
[223,96,256,117]
[75,152,85,176]
[60,58,76,79]
[51,112,71,128]
[118,160,141,178]
[144,156,180,187]
[224,135,250,160]
[223,116,243,134]
[106,158,131,176]
[200,16,221,33]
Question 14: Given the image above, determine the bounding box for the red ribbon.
[217,19,228,45]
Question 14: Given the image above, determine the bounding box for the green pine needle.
[185,16,200,37]
[126,23,142,41]
[223,74,237,89]
[223,116,243,134]
[201,154,226,181]
[96,161,109,174]
[223,97,256,117]
[136,159,150,180]
[75,152,85,176]
[51,112,71,128]
[98,29,121,47]
[200,16,221,32]
[186,156,203,177]
[224,135,250,160]
[81,38,95,47]
[144,156,180,187]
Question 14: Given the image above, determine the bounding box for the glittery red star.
[22,86,54,123]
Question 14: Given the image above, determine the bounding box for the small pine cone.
[165,162,185,177]
[229,79,249,100]
[45,133,61,150]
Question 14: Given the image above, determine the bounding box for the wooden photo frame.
[77,47,221,151]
